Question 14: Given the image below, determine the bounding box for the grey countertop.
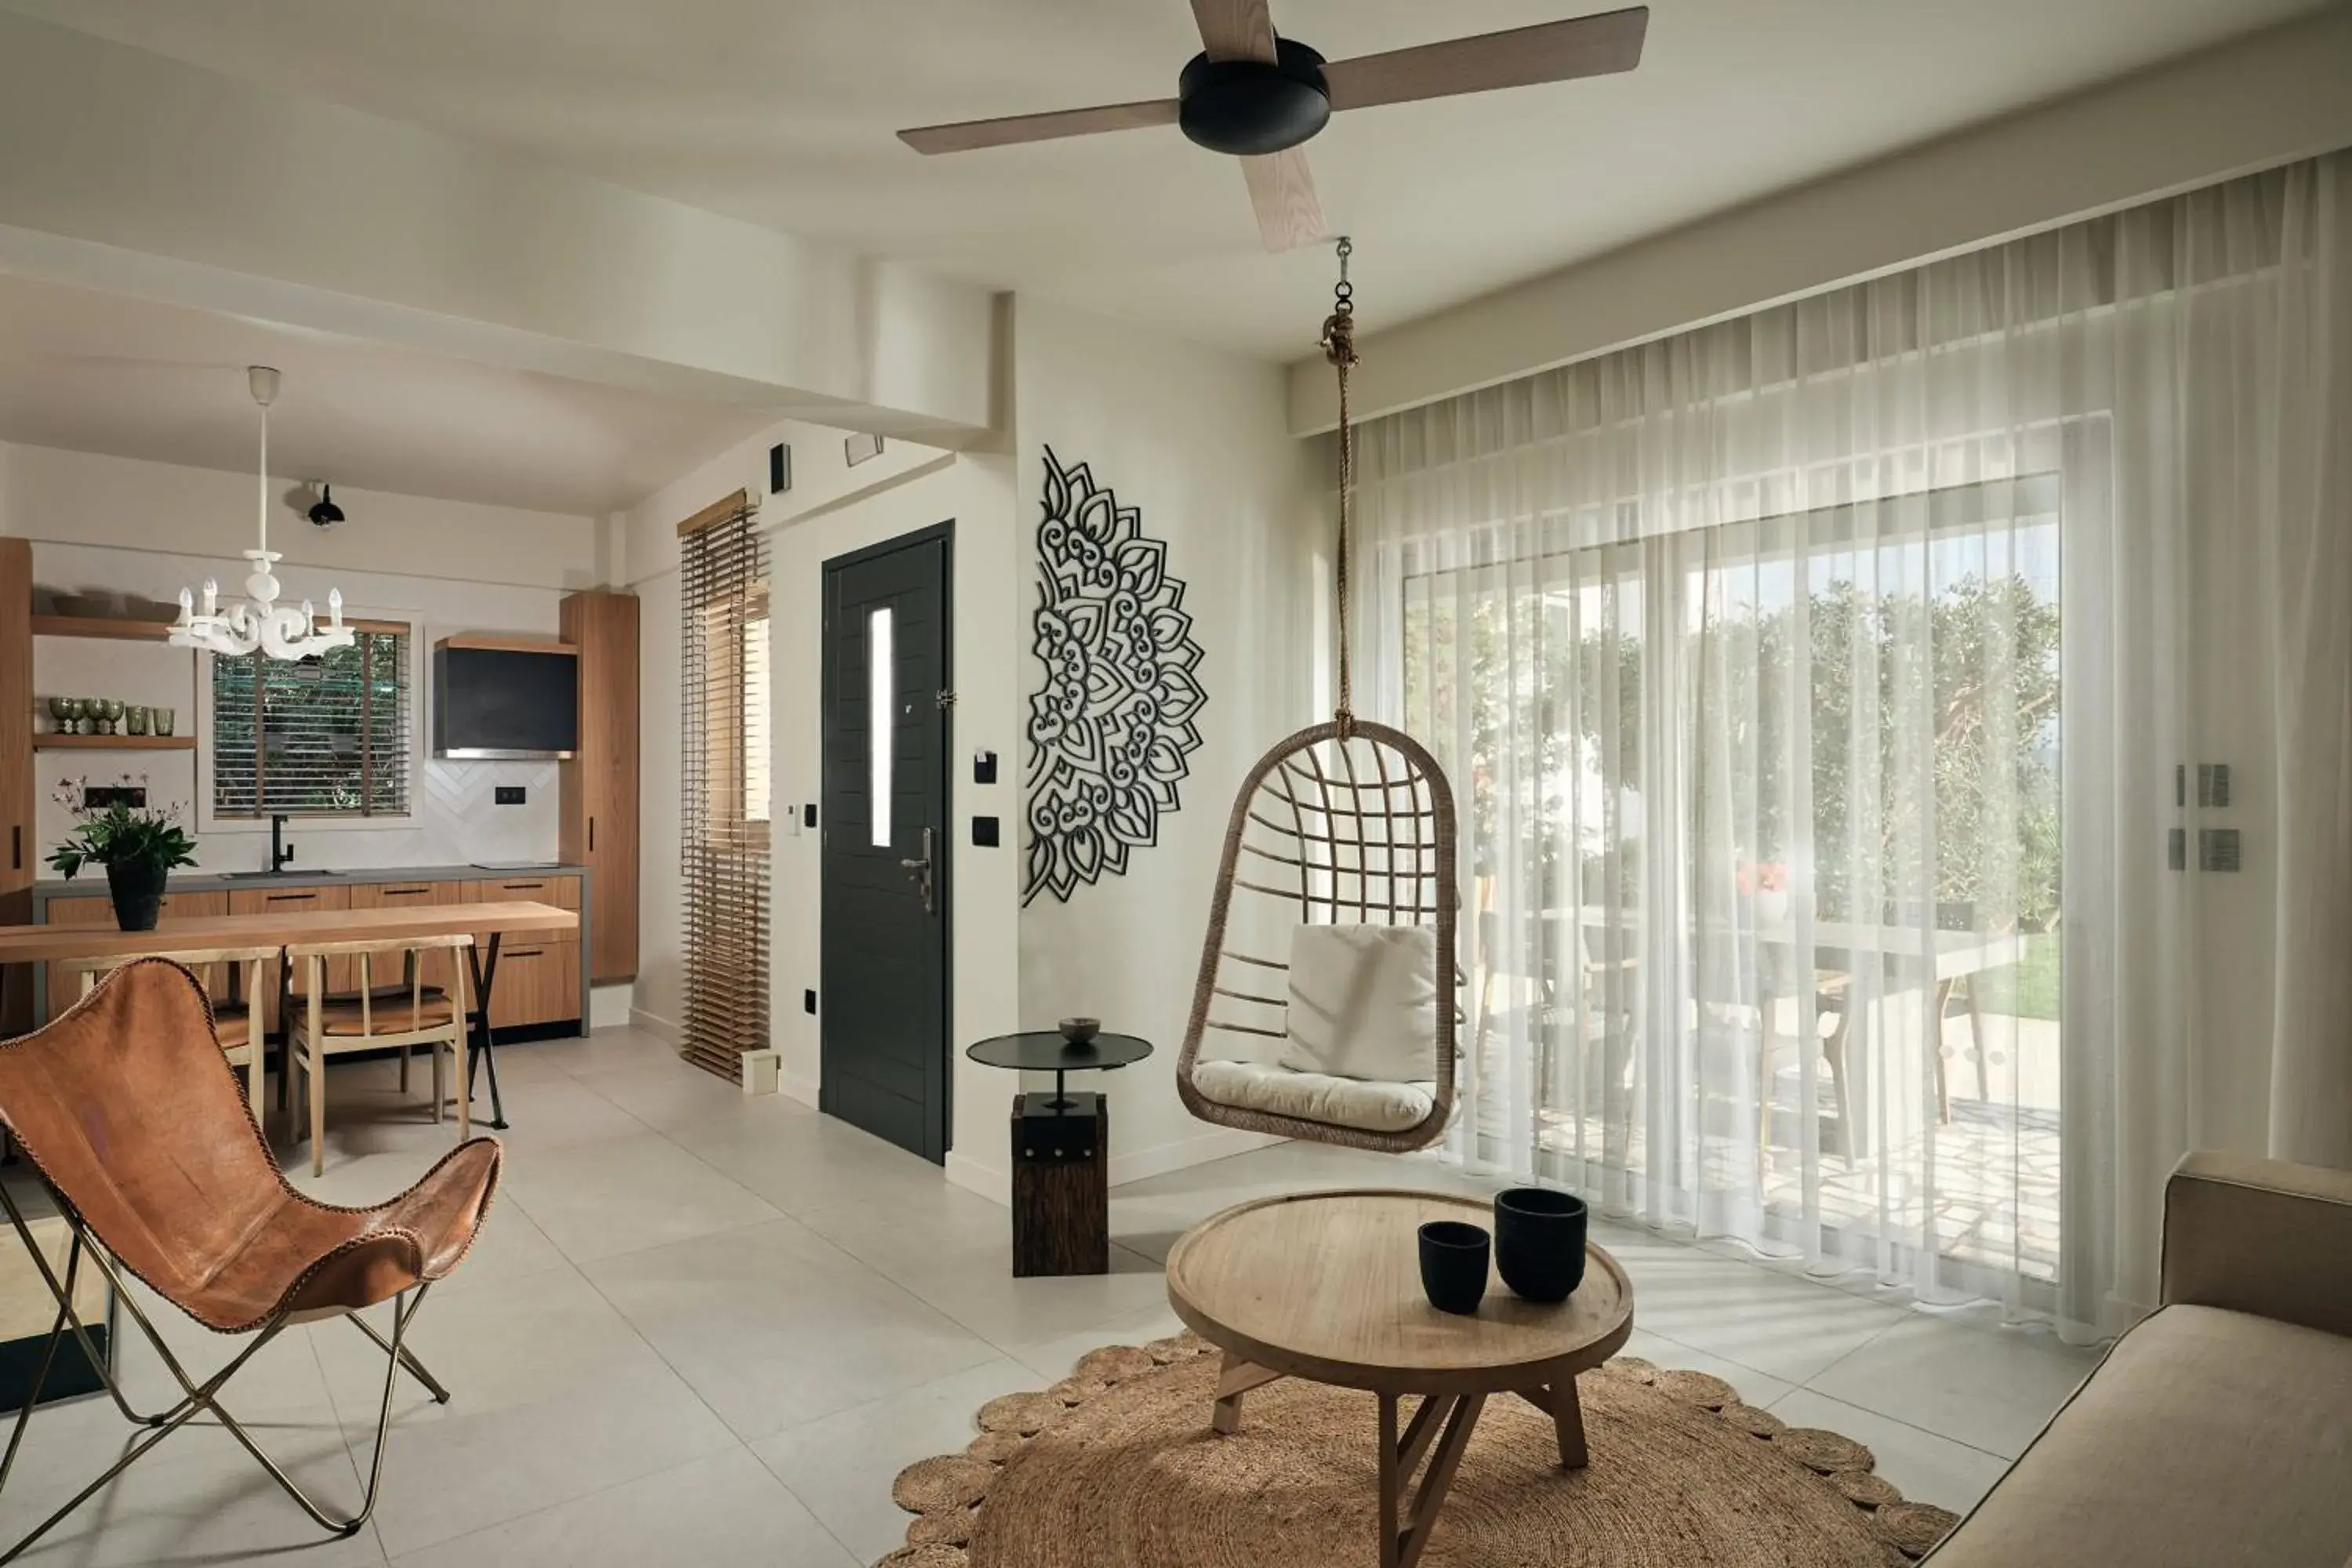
[32,862,590,902]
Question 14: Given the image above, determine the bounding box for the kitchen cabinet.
[559,591,637,984]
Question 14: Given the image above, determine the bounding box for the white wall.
[619,413,975,1044]
[5,442,600,593]
[5,442,600,873]
[626,312,1319,1199]
[1288,4,2352,430]
[765,456,1023,1178]
[1009,298,1319,1186]
[628,430,1029,1184]
[0,10,997,443]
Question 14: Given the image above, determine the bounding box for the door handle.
[898,826,936,916]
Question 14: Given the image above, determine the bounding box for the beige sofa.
[1926,1152,2352,1567]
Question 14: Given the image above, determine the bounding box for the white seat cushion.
[1279,923,1439,1084]
[1192,1058,1436,1134]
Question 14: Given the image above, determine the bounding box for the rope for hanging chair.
[1174,236,1461,1155]
[1320,238,1358,740]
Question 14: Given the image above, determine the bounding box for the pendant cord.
[1320,237,1358,739]
[257,401,269,559]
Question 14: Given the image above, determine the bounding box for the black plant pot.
[1494,1187,1588,1303]
[1417,1220,1491,1316]
[105,861,168,933]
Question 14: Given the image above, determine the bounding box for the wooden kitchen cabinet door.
[561,590,637,984]
[470,874,580,910]
[485,940,579,1030]
[349,879,465,911]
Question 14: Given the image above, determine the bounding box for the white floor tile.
[1617,1326,1798,1409]
[8,1024,2088,1563]
[307,1264,740,1556]
[752,1358,1042,1564]
[582,1219,1006,1440]
[1621,1251,1907,1383]
[1804,1314,2097,1457]
[1766,1388,2014,1515]
[387,1446,855,1567]
[570,1058,816,1135]
[499,1131,781,1265]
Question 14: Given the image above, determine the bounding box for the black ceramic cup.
[1494,1187,1588,1303]
[1417,1221,1491,1316]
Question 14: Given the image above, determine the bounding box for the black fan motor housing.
[1178,38,1330,156]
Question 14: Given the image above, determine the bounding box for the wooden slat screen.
[679,493,769,1083]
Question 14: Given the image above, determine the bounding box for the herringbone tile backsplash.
[416,759,561,862]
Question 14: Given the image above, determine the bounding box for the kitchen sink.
[217,869,342,879]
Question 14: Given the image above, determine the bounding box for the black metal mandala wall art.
[1024,445,1207,905]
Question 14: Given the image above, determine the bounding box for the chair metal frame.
[0,1173,448,1563]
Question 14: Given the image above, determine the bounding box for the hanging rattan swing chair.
[1174,241,1460,1154]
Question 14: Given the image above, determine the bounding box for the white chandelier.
[169,365,354,661]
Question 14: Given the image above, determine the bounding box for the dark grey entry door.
[820,523,953,1162]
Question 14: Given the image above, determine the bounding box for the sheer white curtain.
[1352,155,2352,1339]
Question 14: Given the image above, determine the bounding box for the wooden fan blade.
[899,98,1181,154]
[1323,5,1648,113]
[1190,0,1278,63]
[1240,147,1324,252]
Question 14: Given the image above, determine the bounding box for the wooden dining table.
[0,901,576,1132]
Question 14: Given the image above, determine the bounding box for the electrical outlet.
[802,803,817,829]
[972,815,1000,847]
[803,989,818,1015]
[83,785,146,810]
[494,786,526,805]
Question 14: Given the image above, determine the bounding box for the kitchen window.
[210,624,412,818]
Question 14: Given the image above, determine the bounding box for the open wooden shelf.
[31,615,179,643]
[34,734,194,752]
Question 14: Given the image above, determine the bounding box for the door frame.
[818,519,955,1161]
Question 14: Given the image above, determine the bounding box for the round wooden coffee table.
[1166,1189,1633,1568]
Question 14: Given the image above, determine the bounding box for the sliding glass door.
[1405,477,2063,1304]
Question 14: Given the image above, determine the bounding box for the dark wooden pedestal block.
[1010,1091,1109,1277]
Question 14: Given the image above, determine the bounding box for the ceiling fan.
[898,2,1649,252]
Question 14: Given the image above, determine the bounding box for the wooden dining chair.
[59,946,280,1134]
[287,934,472,1176]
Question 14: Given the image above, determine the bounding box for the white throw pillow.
[1279,923,1439,1085]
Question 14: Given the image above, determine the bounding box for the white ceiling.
[0,0,2325,359]
[0,274,776,515]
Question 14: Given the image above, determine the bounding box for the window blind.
[212,626,410,817]
[679,491,770,1083]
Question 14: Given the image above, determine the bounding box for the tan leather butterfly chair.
[60,944,278,1131]
[0,958,499,1563]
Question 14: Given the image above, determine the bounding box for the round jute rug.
[882,1340,1958,1567]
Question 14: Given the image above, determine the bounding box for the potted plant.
[47,784,198,932]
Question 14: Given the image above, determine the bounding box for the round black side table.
[966,1030,1153,1278]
